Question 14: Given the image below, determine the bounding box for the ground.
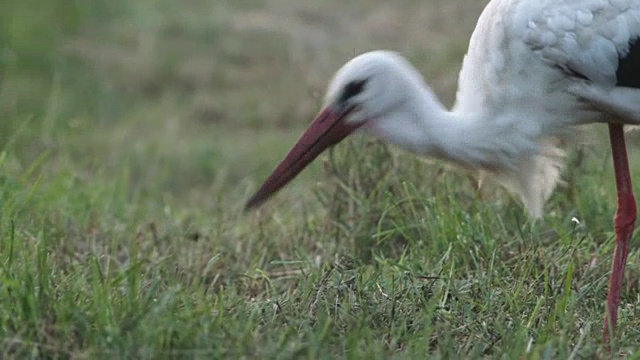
[1,0,639,357]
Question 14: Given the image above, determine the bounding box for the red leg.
[603,124,636,345]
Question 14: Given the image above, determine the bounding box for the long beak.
[245,105,361,210]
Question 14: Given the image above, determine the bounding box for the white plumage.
[437,0,640,217]
[247,0,640,343]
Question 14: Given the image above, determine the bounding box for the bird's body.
[458,0,640,215]
[246,0,640,344]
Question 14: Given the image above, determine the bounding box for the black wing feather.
[616,37,640,89]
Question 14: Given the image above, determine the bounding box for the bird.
[245,0,640,344]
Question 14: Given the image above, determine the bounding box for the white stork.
[246,0,640,343]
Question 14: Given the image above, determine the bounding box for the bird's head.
[245,50,424,210]
[323,50,418,125]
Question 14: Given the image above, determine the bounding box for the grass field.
[2,0,640,357]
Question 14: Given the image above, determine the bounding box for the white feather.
[453,0,640,217]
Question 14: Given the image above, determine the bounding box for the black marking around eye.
[617,37,640,89]
[339,78,368,103]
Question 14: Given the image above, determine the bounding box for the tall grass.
[0,0,639,357]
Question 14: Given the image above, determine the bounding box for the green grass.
[1,0,640,358]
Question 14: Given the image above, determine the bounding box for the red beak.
[245,106,361,210]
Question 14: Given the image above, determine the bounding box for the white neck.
[365,87,535,172]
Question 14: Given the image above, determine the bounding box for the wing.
[522,0,640,88]
[522,0,640,122]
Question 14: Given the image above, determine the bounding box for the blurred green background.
[1,0,490,215]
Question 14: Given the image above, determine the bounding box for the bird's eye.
[339,78,368,103]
